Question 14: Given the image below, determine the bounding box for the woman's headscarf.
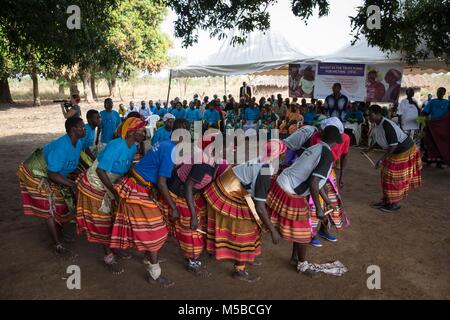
[120,117,146,139]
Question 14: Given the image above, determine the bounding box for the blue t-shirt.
[171,108,186,119]
[244,107,260,121]
[156,108,167,117]
[186,108,202,123]
[345,111,364,123]
[151,126,172,145]
[203,108,220,125]
[150,106,157,114]
[423,99,449,121]
[303,112,316,125]
[97,138,137,175]
[43,134,83,177]
[133,140,176,184]
[100,110,121,143]
[80,123,96,150]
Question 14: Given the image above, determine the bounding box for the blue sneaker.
[310,238,322,247]
[318,230,337,242]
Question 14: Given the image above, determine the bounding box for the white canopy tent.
[167,32,448,100]
[171,29,318,78]
[318,38,449,75]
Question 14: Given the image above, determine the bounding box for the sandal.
[232,269,260,283]
[148,275,175,288]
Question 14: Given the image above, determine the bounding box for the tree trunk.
[69,81,79,96]
[31,71,41,106]
[58,84,65,96]
[0,77,14,104]
[80,72,94,103]
[91,74,98,100]
[108,76,117,98]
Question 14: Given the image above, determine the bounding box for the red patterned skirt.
[159,191,207,259]
[110,175,168,252]
[17,163,74,225]
[267,180,311,244]
[203,168,261,263]
[381,145,422,204]
[309,170,350,232]
[76,171,113,246]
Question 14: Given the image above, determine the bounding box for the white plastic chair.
[146,114,161,138]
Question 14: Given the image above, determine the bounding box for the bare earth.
[0,101,449,300]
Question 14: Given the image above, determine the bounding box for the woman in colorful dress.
[364,104,422,213]
[160,132,227,277]
[308,121,351,247]
[17,117,85,256]
[203,140,285,282]
[76,117,146,274]
[109,119,191,287]
[267,126,343,276]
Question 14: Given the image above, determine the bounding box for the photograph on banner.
[314,63,366,101]
[288,64,316,98]
[366,64,403,103]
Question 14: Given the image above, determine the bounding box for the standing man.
[398,88,420,139]
[324,83,349,121]
[61,91,82,119]
[99,98,121,144]
[239,82,252,98]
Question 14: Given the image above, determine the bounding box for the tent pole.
[166,70,172,105]
[224,75,227,96]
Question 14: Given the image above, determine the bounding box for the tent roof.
[319,38,449,75]
[171,30,317,78]
[172,33,449,78]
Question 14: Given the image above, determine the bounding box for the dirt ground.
[0,101,449,300]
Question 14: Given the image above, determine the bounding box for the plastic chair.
[146,114,161,137]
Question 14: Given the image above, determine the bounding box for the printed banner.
[288,64,316,98]
[366,64,403,103]
[314,63,366,101]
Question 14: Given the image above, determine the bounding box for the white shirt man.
[398,98,420,136]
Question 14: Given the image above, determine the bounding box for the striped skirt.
[381,145,422,204]
[76,171,113,245]
[309,170,349,232]
[267,181,311,244]
[159,191,207,259]
[17,163,74,225]
[203,169,261,263]
[110,176,168,252]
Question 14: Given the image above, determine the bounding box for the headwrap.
[120,117,146,139]
[197,131,221,166]
[260,139,287,163]
[320,117,344,134]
